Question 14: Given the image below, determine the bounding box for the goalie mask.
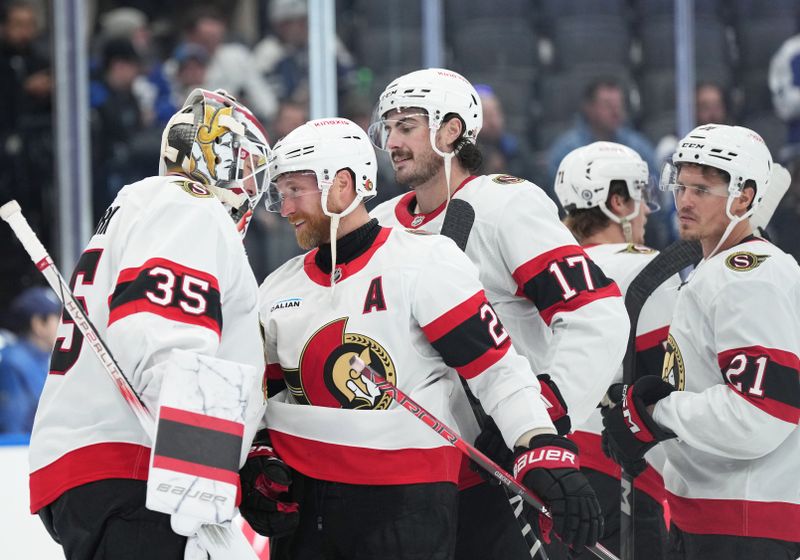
[555,141,654,243]
[159,88,271,235]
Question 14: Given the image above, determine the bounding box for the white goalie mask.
[159,88,271,235]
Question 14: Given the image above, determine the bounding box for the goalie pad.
[146,349,259,533]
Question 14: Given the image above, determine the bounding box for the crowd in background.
[2,0,800,433]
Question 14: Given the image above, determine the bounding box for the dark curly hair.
[443,113,482,173]
[563,180,631,242]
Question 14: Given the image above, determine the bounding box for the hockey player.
[28,89,273,559]
[602,124,800,559]
[554,141,678,559]
[239,117,603,559]
[367,68,629,559]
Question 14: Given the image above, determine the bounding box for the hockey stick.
[441,199,548,560]
[0,200,258,560]
[349,355,620,560]
[618,239,702,560]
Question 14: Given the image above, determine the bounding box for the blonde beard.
[294,211,331,250]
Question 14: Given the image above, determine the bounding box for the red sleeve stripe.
[728,390,800,424]
[453,342,511,380]
[159,406,244,437]
[267,362,284,381]
[151,455,240,487]
[116,258,220,290]
[421,291,485,343]
[539,283,621,325]
[511,245,585,287]
[717,346,800,372]
[636,326,670,352]
[109,301,222,337]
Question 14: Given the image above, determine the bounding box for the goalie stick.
[0,200,258,560]
[441,199,548,560]
[349,355,620,560]
[618,239,702,560]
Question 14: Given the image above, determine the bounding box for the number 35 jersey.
[28,176,265,514]
[259,226,554,486]
[653,237,800,541]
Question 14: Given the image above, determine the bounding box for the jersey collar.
[303,227,392,286]
[393,175,478,228]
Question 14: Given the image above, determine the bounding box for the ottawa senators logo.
[283,318,396,409]
[491,174,524,184]
[620,243,656,255]
[661,333,685,391]
[724,251,769,272]
[177,179,214,198]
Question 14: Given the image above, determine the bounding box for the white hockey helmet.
[664,124,772,217]
[368,67,482,151]
[266,117,377,213]
[555,141,650,212]
[769,35,800,122]
[159,88,271,234]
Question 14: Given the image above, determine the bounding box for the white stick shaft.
[1,200,257,560]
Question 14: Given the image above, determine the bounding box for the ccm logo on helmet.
[680,142,705,149]
[513,447,577,477]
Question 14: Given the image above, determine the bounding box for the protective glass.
[265,171,320,212]
[367,112,429,151]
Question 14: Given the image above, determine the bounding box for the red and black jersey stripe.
[718,346,800,424]
[636,326,670,379]
[108,258,223,337]
[421,291,511,379]
[512,245,620,325]
[152,406,243,486]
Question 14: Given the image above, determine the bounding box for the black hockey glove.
[239,431,299,538]
[514,434,602,548]
[537,374,571,436]
[601,376,676,476]
[472,416,513,483]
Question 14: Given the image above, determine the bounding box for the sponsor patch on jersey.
[270,297,302,312]
[662,333,685,391]
[410,215,426,227]
[724,251,769,272]
[177,180,214,198]
[491,174,524,184]
[619,243,657,255]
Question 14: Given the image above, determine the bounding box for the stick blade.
[0,200,21,221]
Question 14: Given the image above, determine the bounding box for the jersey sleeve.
[105,196,232,400]
[413,238,554,448]
[496,187,630,425]
[653,279,800,459]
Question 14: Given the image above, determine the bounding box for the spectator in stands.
[253,0,356,107]
[0,287,60,434]
[0,1,54,309]
[162,42,209,117]
[183,7,277,121]
[475,83,531,180]
[548,78,657,186]
[90,38,149,220]
[767,33,800,262]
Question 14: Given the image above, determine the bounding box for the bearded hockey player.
[239,117,603,560]
[28,89,273,559]
[555,141,679,559]
[367,68,629,559]
[602,124,800,560]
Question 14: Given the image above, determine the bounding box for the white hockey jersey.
[570,243,680,500]
[29,175,265,513]
[653,237,800,541]
[370,175,629,433]
[259,226,555,486]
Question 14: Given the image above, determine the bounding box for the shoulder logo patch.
[724,251,769,272]
[619,243,657,255]
[270,297,302,311]
[177,180,214,198]
[491,174,524,184]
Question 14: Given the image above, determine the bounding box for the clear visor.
[659,162,730,198]
[264,171,321,212]
[639,175,662,214]
[367,111,429,151]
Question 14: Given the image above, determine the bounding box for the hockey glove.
[537,374,571,435]
[239,431,299,537]
[601,376,676,476]
[514,434,602,547]
[472,416,513,483]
